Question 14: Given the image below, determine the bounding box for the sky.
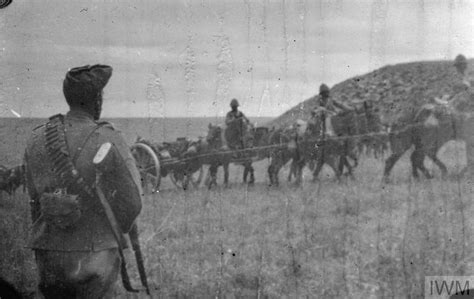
[0,0,473,118]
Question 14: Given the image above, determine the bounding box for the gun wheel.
[130,142,161,194]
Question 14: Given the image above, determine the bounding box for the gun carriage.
[130,137,204,193]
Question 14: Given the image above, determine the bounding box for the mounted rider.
[225,98,250,149]
[316,83,353,114]
[24,65,143,298]
[308,84,353,137]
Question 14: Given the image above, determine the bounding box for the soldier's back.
[25,110,141,251]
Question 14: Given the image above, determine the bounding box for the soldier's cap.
[63,65,113,103]
[319,84,330,94]
[230,98,239,107]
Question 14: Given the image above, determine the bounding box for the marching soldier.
[24,65,143,298]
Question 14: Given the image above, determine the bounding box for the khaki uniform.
[24,109,143,252]
[316,94,352,114]
[225,110,250,149]
[225,110,249,126]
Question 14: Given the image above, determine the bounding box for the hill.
[268,57,473,129]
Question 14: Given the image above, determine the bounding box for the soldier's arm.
[240,112,250,124]
[99,126,143,233]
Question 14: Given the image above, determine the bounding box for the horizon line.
[0,115,277,119]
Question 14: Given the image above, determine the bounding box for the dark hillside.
[268,58,473,128]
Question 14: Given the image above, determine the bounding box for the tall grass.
[1,149,473,298]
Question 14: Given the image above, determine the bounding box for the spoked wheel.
[169,165,204,190]
[130,143,161,194]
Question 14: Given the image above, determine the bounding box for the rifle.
[93,142,150,296]
[129,222,150,294]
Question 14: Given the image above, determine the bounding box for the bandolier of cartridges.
[44,114,95,198]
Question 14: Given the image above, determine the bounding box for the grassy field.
[1,118,473,298]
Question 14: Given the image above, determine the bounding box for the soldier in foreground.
[24,65,143,298]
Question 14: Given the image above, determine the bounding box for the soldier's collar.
[66,109,95,121]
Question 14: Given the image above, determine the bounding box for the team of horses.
[1,99,473,195]
[131,98,474,191]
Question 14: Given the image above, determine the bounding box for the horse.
[0,164,25,195]
[267,118,345,186]
[224,120,258,184]
[308,101,385,178]
[267,126,298,186]
[293,116,346,184]
[328,100,385,169]
[286,107,358,182]
[205,123,271,187]
[203,124,231,188]
[383,102,474,182]
[171,139,203,190]
[352,101,388,159]
[252,126,271,161]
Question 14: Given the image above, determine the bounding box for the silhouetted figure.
[24,65,143,298]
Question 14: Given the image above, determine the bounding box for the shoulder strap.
[44,114,95,198]
[71,122,107,164]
